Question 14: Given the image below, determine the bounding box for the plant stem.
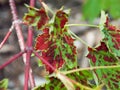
[69,30,89,46]
[0,20,22,49]
[24,0,36,89]
[0,30,12,49]
[62,65,120,75]
[9,0,35,89]
[66,24,99,28]
[24,27,33,90]
[34,51,56,71]
[70,78,93,90]
[0,51,25,70]
[30,0,35,7]
[9,0,25,59]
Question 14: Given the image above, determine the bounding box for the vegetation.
[0,0,120,90]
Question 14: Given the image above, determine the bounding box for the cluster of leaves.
[23,3,120,89]
[23,6,94,90]
[1,3,120,90]
[24,6,77,74]
[82,0,120,22]
[87,11,120,90]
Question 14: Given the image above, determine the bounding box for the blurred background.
[0,0,120,89]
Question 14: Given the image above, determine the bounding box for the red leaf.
[24,7,49,30]
[104,17,120,56]
[56,11,68,29]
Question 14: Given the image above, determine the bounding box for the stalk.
[0,51,25,70]
[24,0,36,89]
[9,0,35,89]
[34,51,56,72]
[66,24,99,28]
[62,65,120,75]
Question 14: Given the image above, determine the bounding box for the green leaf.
[82,0,120,22]
[100,17,120,57]
[82,0,101,22]
[37,60,43,67]
[87,42,120,90]
[0,79,8,90]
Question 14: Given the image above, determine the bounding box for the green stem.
[66,24,99,28]
[69,30,89,46]
[62,65,120,75]
[72,80,93,90]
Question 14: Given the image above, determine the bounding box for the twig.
[0,51,25,70]
[24,26,34,90]
[0,20,15,49]
[9,0,35,89]
[69,30,89,47]
[62,65,120,75]
[66,24,99,28]
[33,51,56,72]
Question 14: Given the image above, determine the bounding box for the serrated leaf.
[23,6,49,30]
[0,78,8,90]
[34,9,77,74]
[87,42,120,90]
[100,17,120,57]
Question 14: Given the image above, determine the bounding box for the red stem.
[9,0,35,89]
[30,0,36,7]
[23,0,36,89]
[24,27,34,90]
[0,31,12,49]
[0,51,25,70]
[9,0,25,55]
[34,51,56,71]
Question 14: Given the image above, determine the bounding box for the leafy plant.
[0,0,120,90]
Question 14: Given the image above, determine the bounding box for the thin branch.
[0,51,25,70]
[66,24,99,28]
[24,26,34,90]
[0,22,14,49]
[0,20,22,49]
[24,0,36,89]
[69,76,93,90]
[33,51,56,72]
[0,31,12,49]
[30,0,35,7]
[69,30,89,47]
[24,48,32,90]
[62,65,120,75]
[9,0,25,59]
[9,0,35,89]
